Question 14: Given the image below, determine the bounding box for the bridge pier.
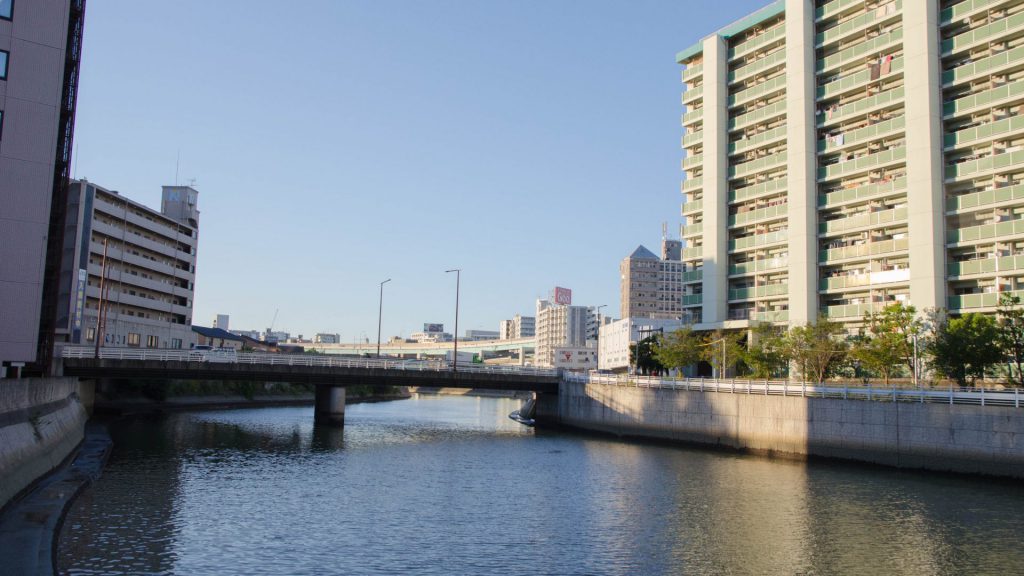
[314,386,346,427]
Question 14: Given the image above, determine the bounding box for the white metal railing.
[60,346,560,377]
[565,372,1024,408]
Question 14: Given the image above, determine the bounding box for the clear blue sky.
[73,0,766,341]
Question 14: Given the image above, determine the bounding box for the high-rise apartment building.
[678,0,1024,329]
[499,314,536,339]
[619,239,689,321]
[0,0,85,373]
[535,299,593,367]
[56,180,199,350]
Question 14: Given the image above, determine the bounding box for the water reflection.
[59,396,1024,575]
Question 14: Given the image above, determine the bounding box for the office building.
[599,318,688,371]
[314,333,340,344]
[678,0,1024,330]
[619,239,689,321]
[0,0,85,373]
[535,299,594,367]
[464,329,500,341]
[213,314,230,331]
[499,314,535,339]
[56,180,199,350]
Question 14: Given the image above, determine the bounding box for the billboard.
[423,323,444,333]
[554,286,572,306]
[553,347,597,370]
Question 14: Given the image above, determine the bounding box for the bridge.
[60,346,558,425]
[303,337,536,361]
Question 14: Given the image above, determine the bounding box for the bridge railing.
[60,346,560,377]
[564,372,1024,408]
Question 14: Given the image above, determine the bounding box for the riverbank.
[538,380,1024,479]
[93,386,411,416]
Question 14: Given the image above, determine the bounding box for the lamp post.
[446,269,460,371]
[595,304,607,370]
[376,278,391,358]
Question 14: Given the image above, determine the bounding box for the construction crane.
[267,308,279,337]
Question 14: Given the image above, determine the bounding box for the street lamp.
[595,305,607,370]
[376,278,391,358]
[446,269,460,371]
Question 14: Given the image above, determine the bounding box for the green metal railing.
[731,176,787,203]
[819,206,907,235]
[729,48,787,85]
[941,0,1012,26]
[943,45,1024,87]
[682,246,704,260]
[949,254,1024,277]
[683,130,704,149]
[729,203,788,227]
[817,57,904,100]
[682,63,704,82]
[816,0,862,22]
[682,269,704,282]
[682,294,704,306]
[730,100,787,132]
[683,178,704,193]
[942,11,1024,55]
[945,149,1024,181]
[818,146,906,181]
[752,309,789,323]
[947,183,1024,212]
[731,151,787,179]
[820,86,904,126]
[681,223,704,237]
[820,237,909,263]
[816,0,902,47]
[683,153,704,170]
[948,218,1024,244]
[944,115,1024,149]
[818,115,905,153]
[818,177,907,208]
[817,29,902,75]
[730,257,788,275]
[820,268,910,291]
[825,302,883,319]
[729,283,788,301]
[730,74,787,109]
[950,289,1024,310]
[682,109,703,126]
[730,125,786,155]
[730,229,788,252]
[943,80,1024,118]
[729,24,786,61]
[683,85,704,104]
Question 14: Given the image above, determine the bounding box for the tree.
[743,323,788,379]
[701,330,744,377]
[654,327,703,373]
[630,335,665,375]
[928,312,1001,387]
[850,302,922,386]
[783,316,848,384]
[997,293,1024,386]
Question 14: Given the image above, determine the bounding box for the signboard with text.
[423,323,444,333]
[554,286,572,306]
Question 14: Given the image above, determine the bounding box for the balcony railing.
[729,74,787,109]
[682,197,704,213]
[730,125,786,156]
[943,80,1024,118]
[942,11,1024,56]
[730,24,786,61]
[816,0,863,22]
[820,268,910,290]
[682,109,703,126]
[729,48,787,85]
[729,257,788,276]
[818,115,905,154]
[825,302,884,318]
[731,176,787,203]
[819,206,907,235]
[818,146,906,182]
[730,151,788,180]
[729,100,787,132]
[941,0,1015,26]
[682,246,703,260]
[817,29,902,75]
[818,177,907,208]
[949,254,1024,277]
[681,223,704,237]
[729,283,789,301]
[944,115,1024,150]
[950,289,1024,311]
[816,0,902,47]
[729,203,788,227]
[947,183,1024,212]
[682,153,704,170]
[683,130,704,149]
[945,149,1024,181]
[948,217,1024,244]
[682,269,704,283]
[820,86,904,127]
[752,309,789,323]
[819,237,909,263]
[682,85,704,104]
[943,45,1024,87]
[682,294,704,306]
[730,229,788,252]
[682,63,704,82]
[817,56,904,101]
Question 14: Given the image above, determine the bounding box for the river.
[58,394,1024,575]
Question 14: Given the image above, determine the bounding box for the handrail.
[60,346,560,377]
[566,372,1023,408]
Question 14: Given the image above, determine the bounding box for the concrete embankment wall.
[539,381,1024,478]
[0,378,90,509]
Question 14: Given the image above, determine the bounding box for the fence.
[564,372,1023,408]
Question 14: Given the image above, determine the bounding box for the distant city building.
[314,333,340,344]
[191,326,243,350]
[598,318,687,372]
[535,299,593,367]
[55,180,199,351]
[213,314,230,331]
[0,0,86,373]
[262,330,289,344]
[287,335,312,344]
[411,323,452,342]
[230,329,262,341]
[464,329,499,341]
[620,239,685,321]
[499,314,535,339]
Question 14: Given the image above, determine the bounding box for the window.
[146,335,159,348]
[171,338,182,349]
[85,328,95,342]
[0,0,11,20]
[127,332,141,347]
[0,50,7,80]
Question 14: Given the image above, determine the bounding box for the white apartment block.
[314,333,341,344]
[535,299,593,367]
[598,317,688,371]
[678,0,1024,329]
[499,314,536,339]
[56,180,199,350]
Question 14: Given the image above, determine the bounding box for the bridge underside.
[62,359,560,394]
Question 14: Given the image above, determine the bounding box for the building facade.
[619,239,688,321]
[678,0,1024,330]
[598,317,688,371]
[499,314,535,339]
[314,332,340,344]
[56,180,199,350]
[213,314,230,330]
[535,299,594,367]
[0,0,85,372]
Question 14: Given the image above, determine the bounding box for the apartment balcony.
[729,283,788,301]
[681,246,703,260]
[945,149,1024,182]
[730,151,788,180]
[682,269,703,283]
[825,302,884,319]
[819,86,904,128]
[815,0,902,48]
[730,125,786,156]
[730,176,787,204]
[943,80,1024,118]
[681,223,703,237]
[729,229,788,252]
[818,177,907,209]
[816,0,863,22]
[729,74,787,109]
[90,221,189,261]
[947,218,1024,245]
[941,0,1017,26]
[949,289,1024,311]
[682,153,704,170]
[681,197,703,213]
[944,115,1024,150]
[817,56,904,101]
[682,294,704,306]
[729,100,787,132]
[947,182,1024,213]
[729,257,788,276]
[682,109,703,127]
[942,11,1024,56]
[682,130,704,149]
[819,268,910,291]
[943,45,1024,88]
[682,63,704,83]
[949,254,1024,277]
[819,206,907,236]
[751,309,789,323]
[682,85,704,105]
[729,49,786,86]
[817,29,903,76]
[729,203,788,227]
[818,146,906,182]
[819,237,909,263]
[817,115,905,155]
[729,24,786,62]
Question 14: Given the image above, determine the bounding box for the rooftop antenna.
[188,178,197,188]
[662,221,668,240]
[175,149,180,186]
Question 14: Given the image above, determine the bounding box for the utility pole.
[446,269,460,372]
[377,278,391,358]
[93,238,109,358]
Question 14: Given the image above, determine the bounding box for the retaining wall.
[538,381,1024,478]
[0,378,90,509]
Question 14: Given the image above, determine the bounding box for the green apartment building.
[678,0,1024,329]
